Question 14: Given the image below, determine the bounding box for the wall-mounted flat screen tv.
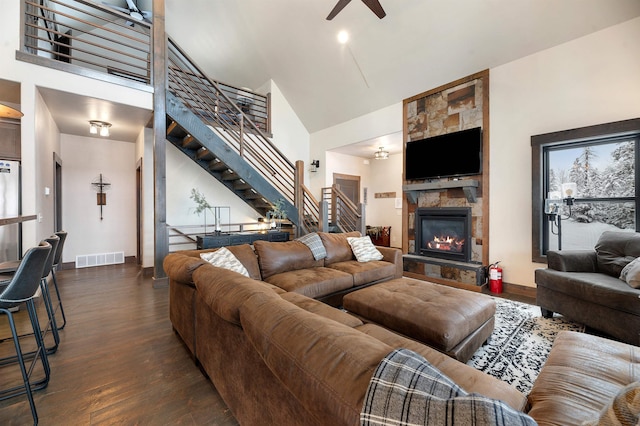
[405,127,482,180]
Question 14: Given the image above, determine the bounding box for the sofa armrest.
[376,246,403,278]
[546,250,598,272]
[163,253,207,284]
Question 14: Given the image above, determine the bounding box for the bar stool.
[0,241,52,425]
[50,231,67,330]
[0,235,61,358]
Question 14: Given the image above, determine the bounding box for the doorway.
[333,173,360,204]
[53,153,62,231]
[136,159,142,265]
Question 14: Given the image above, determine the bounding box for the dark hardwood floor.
[0,263,238,425]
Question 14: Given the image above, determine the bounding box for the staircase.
[165,38,312,229]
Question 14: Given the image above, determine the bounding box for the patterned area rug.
[467,298,585,394]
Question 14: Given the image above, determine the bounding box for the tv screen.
[405,127,482,180]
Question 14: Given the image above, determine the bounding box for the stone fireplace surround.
[402,71,490,291]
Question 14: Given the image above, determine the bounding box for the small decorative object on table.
[266,199,288,231]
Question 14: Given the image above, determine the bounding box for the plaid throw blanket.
[361,349,537,426]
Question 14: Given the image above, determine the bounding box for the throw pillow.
[200,247,250,277]
[296,232,327,260]
[347,236,383,262]
[582,382,640,426]
[620,257,640,289]
[361,348,537,426]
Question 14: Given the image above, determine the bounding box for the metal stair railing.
[322,185,365,234]
[167,37,296,207]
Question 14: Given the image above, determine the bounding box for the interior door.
[333,173,360,205]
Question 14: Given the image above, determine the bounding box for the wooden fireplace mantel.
[403,180,479,203]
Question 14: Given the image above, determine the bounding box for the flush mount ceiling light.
[0,102,23,119]
[374,146,389,160]
[89,120,112,137]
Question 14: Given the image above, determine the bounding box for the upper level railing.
[22,0,152,85]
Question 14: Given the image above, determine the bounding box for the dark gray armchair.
[535,231,640,346]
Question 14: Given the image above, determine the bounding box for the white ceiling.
[164,0,640,136]
[8,1,640,150]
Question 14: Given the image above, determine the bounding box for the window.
[531,119,640,262]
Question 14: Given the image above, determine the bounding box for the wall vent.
[76,251,125,268]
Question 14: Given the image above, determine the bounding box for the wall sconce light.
[310,159,320,172]
[89,120,112,137]
[374,147,389,160]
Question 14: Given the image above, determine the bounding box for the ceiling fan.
[102,0,152,23]
[326,0,386,20]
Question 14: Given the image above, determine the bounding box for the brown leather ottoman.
[343,277,495,362]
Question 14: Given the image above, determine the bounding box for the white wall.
[259,80,310,171]
[166,143,261,228]
[60,134,137,262]
[309,103,402,198]
[490,16,640,287]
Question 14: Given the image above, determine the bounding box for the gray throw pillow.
[296,232,327,261]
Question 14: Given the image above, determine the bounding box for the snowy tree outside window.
[543,136,637,252]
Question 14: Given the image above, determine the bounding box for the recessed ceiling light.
[337,30,349,44]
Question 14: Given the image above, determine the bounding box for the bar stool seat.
[0,241,52,425]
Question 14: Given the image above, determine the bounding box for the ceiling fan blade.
[362,0,386,19]
[326,0,352,20]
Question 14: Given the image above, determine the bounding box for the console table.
[197,231,289,249]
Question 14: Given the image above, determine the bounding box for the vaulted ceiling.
[164,0,640,134]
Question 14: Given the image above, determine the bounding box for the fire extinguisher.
[488,261,503,294]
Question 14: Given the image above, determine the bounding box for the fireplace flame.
[427,235,465,253]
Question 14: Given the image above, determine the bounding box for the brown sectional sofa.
[164,232,640,425]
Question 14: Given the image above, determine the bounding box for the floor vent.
[76,251,125,269]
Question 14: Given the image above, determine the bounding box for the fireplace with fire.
[414,207,472,262]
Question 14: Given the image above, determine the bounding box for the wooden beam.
[152,0,168,288]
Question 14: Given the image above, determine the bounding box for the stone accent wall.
[403,71,489,284]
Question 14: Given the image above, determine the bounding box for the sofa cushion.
[595,231,640,277]
[620,257,640,289]
[264,267,353,299]
[360,348,536,426]
[327,260,396,287]
[254,240,323,279]
[318,231,360,265]
[193,263,283,325]
[200,247,250,277]
[175,244,262,280]
[296,232,327,260]
[527,331,640,425]
[280,292,363,328]
[347,236,383,262]
[239,292,394,426]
